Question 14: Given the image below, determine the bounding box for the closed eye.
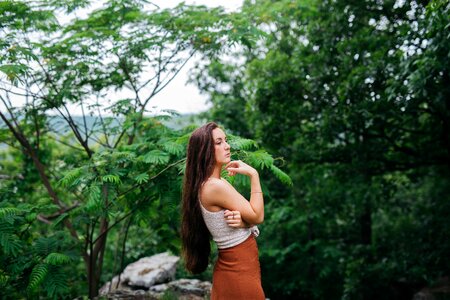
[215,137,227,144]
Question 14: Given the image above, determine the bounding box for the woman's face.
[212,128,231,165]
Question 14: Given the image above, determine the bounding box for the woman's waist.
[217,235,259,262]
[211,228,252,249]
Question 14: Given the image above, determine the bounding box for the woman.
[181,122,265,299]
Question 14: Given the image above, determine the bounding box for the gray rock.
[122,252,179,288]
[99,275,133,296]
[95,289,158,300]
[99,252,179,295]
[413,277,450,300]
[413,290,435,300]
[168,279,211,297]
[98,252,212,300]
[149,283,169,293]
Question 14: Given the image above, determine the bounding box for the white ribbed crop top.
[199,200,257,249]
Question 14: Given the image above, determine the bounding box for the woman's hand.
[225,160,258,177]
[224,210,248,228]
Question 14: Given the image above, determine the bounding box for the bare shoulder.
[200,178,234,211]
[202,177,231,195]
[202,177,256,217]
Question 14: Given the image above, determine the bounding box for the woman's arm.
[202,160,264,224]
[224,210,254,228]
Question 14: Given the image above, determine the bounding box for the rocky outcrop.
[122,252,180,288]
[98,252,211,300]
[413,277,450,300]
[150,279,212,299]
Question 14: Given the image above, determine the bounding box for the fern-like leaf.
[87,184,101,202]
[161,140,185,156]
[141,150,170,165]
[0,220,14,233]
[34,237,58,256]
[246,150,274,169]
[43,266,69,298]
[269,164,293,186]
[44,253,71,265]
[27,263,49,291]
[102,174,121,184]
[112,151,136,163]
[0,232,23,256]
[0,207,21,219]
[134,173,150,184]
[58,168,83,187]
[228,134,257,150]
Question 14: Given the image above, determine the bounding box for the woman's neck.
[210,164,222,179]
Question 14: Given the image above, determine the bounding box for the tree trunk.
[360,199,372,246]
[87,185,110,298]
[307,212,316,298]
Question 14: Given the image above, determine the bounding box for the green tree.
[193,0,450,298]
[0,0,276,298]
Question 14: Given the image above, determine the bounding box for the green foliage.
[141,150,171,165]
[227,134,258,150]
[0,207,21,219]
[245,150,274,170]
[0,202,75,299]
[0,0,267,298]
[134,173,149,184]
[58,167,84,187]
[0,64,29,85]
[3,0,448,299]
[194,0,450,299]
[269,164,292,186]
[161,140,186,156]
[0,225,23,256]
[28,263,49,292]
[44,253,72,265]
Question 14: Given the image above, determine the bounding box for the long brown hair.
[181,122,218,273]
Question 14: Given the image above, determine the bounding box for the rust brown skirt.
[211,235,265,300]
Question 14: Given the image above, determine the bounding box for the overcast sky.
[1,0,243,116]
[136,0,243,115]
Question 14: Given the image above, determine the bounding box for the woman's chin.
[221,158,231,165]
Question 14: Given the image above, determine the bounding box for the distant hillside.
[0,113,206,150]
[46,113,203,133]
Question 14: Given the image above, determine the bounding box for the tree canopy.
[0,0,287,298]
[1,0,449,299]
[193,0,449,298]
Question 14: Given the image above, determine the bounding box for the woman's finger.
[225,161,240,169]
[226,221,240,226]
[224,211,235,221]
[225,210,239,217]
[228,170,236,176]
